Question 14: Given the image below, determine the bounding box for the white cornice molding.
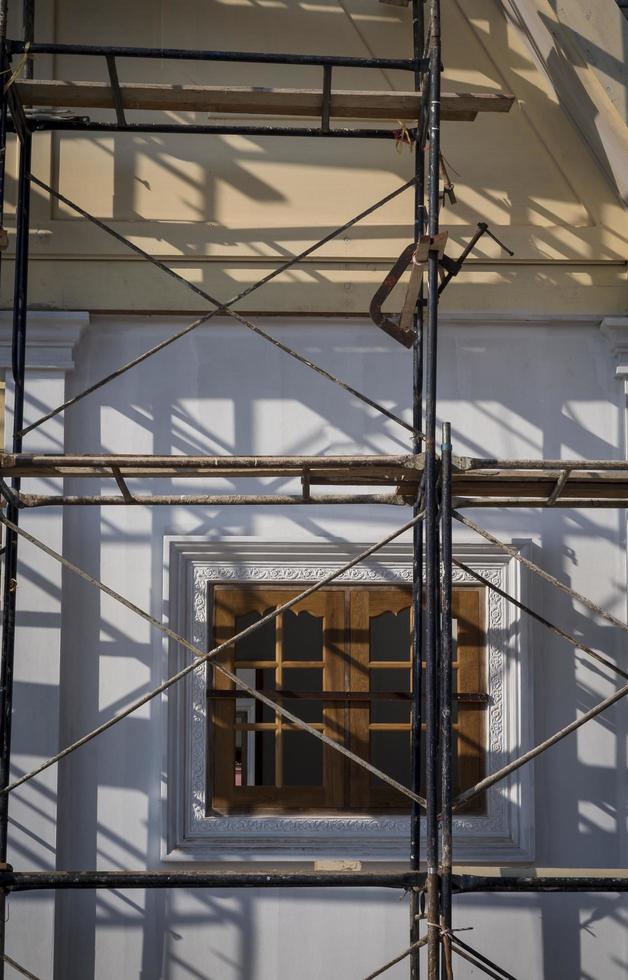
[0,311,89,371]
[600,317,628,379]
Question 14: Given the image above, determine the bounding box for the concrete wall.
[5,314,627,978]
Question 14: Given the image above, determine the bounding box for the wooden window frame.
[211,587,345,813]
[209,583,487,816]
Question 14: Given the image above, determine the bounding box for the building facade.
[1,1,627,977]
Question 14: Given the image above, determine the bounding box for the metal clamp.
[370,223,514,347]
[369,233,448,349]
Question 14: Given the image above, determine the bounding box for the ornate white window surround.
[163,539,535,863]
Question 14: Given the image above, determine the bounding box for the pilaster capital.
[0,311,88,372]
[600,317,628,380]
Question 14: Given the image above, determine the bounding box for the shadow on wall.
[1,1,626,977]
[2,0,625,316]
[0,318,610,976]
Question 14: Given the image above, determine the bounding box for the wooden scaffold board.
[16,79,515,122]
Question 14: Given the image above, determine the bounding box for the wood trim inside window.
[209,585,486,815]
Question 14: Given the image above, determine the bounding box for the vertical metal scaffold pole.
[0,6,8,973]
[439,423,453,978]
[0,112,32,979]
[0,1,8,285]
[22,1,33,78]
[409,0,426,975]
[424,0,442,976]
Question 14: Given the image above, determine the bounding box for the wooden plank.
[16,79,515,121]
[454,477,628,499]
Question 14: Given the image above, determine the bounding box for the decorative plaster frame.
[163,539,534,862]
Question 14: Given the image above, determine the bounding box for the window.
[208,585,487,815]
[166,539,533,861]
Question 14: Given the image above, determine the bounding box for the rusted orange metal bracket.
[370,223,513,348]
[369,232,448,348]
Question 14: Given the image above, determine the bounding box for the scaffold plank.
[0,451,419,480]
[3,453,628,507]
[16,80,515,121]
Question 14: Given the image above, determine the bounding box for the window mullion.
[323,592,346,808]
[275,612,283,791]
[348,591,370,809]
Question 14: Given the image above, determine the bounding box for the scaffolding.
[0,2,626,979]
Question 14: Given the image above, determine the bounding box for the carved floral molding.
[164,540,534,862]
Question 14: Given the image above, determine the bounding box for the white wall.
[7,315,628,979]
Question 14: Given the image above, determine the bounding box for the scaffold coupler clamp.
[0,862,13,885]
[369,232,448,349]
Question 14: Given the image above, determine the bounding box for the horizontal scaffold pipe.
[0,452,418,475]
[464,459,628,470]
[453,498,628,509]
[1,871,627,893]
[9,40,422,72]
[25,122,410,138]
[0,870,424,892]
[16,493,409,507]
[453,875,628,893]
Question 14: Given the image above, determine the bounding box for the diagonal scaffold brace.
[0,509,427,807]
[21,172,424,440]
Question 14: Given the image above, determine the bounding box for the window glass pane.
[370,668,410,723]
[232,666,255,700]
[231,667,276,721]
[370,731,411,788]
[234,709,251,787]
[370,608,410,662]
[282,667,323,722]
[234,610,276,661]
[250,731,275,786]
[282,732,323,786]
[249,668,276,722]
[283,609,323,661]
